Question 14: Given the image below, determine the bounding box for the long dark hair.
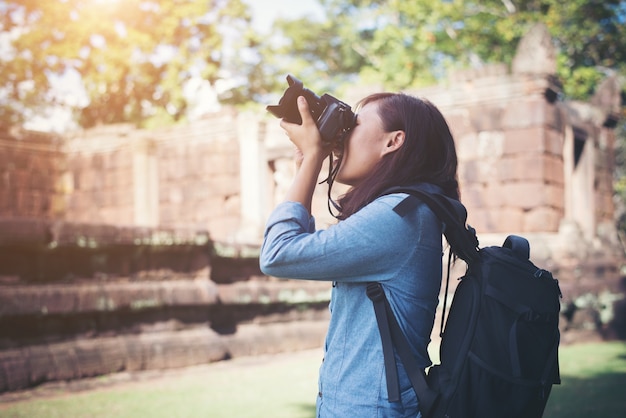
[336,93,459,219]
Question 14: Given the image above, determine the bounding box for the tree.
[261,0,626,101]
[0,0,254,129]
[432,0,626,100]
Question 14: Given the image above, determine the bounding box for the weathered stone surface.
[217,280,331,305]
[511,23,557,75]
[524,207,563,232]
[224,321,327,358]
[0,279,328,316]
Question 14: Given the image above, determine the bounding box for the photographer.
[260,90,459,417]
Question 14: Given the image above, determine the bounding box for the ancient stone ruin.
[0,23,623,392]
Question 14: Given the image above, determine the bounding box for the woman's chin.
[335,174,356,187]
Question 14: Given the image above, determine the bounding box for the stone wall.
[64,125,136,226]
[44,109,243,242]
[0,221,330,392]
[0,129,68,220]
[0,122,247,232]
[412,65,566,233]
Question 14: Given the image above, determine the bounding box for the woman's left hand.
[280,96,329,164]
[279,96,329,212]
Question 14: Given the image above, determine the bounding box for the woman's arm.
[260,194,439,282]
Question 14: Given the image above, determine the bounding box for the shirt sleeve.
[260,195,431,282]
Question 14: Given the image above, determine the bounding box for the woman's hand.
[279,96,328,213]
[293,146,304,170]
[280,96,329,166]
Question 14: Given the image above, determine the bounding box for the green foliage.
[2,0,625,131]
[0,0,254,128]
[260,0,626,102]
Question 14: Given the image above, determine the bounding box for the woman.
[260,92,459,417]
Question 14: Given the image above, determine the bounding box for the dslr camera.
[266,75,356,148]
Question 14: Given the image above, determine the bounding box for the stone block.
[97,337,127,375]
[122,334,145,372]
[444,110,473,139]
[118,283,162,311]
[460,184,486,209]
[0,287,41,316]
[139,333,168,370]
[0,349,29,392]
[523,207,562,232]
[502,98,549,129]
[500,181,563,210]
[74,339,106,377]
[503,127,546,155]
[476,131,505,159]
[211,173,240,197]
[75,284,105,312]
[496,154,564,185]
[497,155,538,183]
[466,209,495,233]
[459,159,482,184]
[208,217,240,242]
[39,285,79,314]
[467,207,526,234]
[135,329,227,371]
[483,183,506,209]
[162,280,219,306]
[217,281,330,305]
[25,345,54,385]
[545,155,564,185]
[469,105,506,131]
[49,342,80,381]
[494,207,526,233]
[224,321,327,358]
[455,132,479,160]
[545,128,564,155]
[544,103,564,131]
[161,335,198,369]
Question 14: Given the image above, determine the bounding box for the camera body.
[266,75,356,147]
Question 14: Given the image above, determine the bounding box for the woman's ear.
[381,130,405,156]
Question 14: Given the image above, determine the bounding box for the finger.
[279,118,294,133]
[297,96,314,125]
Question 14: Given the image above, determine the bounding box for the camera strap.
[318,153,342,218]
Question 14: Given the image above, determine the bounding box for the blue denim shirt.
[260,188,443,418]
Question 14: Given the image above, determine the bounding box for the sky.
[244,0,325,32]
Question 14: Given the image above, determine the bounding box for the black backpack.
[367,185,562,418]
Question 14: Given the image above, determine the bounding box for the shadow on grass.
[292,402,316,418]
[544,371,626,418]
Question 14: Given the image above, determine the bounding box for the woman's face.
[335,101,400,186]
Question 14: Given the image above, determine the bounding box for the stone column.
[132,137,159,227]
[236,112,267,243]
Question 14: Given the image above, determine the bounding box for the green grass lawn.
[0,341,625,418]
[543,341,626,417]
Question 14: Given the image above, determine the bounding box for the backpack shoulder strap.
[381,185,480,263]
[366,282,440,417]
